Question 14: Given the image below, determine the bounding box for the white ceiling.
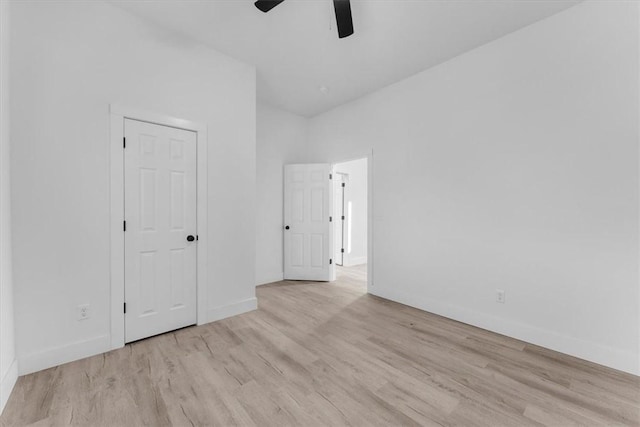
[113,0,580,117]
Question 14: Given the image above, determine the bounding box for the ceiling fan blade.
[333,0,354,38]
[254,0,285,13]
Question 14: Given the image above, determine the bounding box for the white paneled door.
[284,164,333,281]
[124,119,197,343]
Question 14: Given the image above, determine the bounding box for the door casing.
[109,104,208,350]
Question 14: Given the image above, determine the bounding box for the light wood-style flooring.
[2,265,638,426]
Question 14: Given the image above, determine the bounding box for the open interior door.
[284,164,334,281]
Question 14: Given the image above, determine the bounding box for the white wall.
[11,0,256,375]
[334,158,367,266]
[307,1,639,374]
[256,103,308,285]
[0,0,17,414]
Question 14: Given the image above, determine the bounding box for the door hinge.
[123,302,127,314]
[330,259,332,265]
[123,137,126,148]
[342,182,345,187]
[341,215,345,220]
[329,216,332,222]
[123,220,126,231]
[196,235,199,241]
[341,248,345,253]
[329,173,332,180]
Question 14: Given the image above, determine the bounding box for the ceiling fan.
[254,0,354,39]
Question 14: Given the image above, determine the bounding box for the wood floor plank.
[1,265,638,426]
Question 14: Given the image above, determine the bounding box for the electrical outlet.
[496,289,506,304]
[77,304,90,321]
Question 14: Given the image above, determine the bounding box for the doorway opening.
[110,105,209,350]
[332,157,368,286]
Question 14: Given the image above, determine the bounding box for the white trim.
[109,104,208,350]
[330,149,374,292]
[207,297,258,323]
[110,105,204,133]
[18,335,110,376]
[372,286,639,376]
[0,358,18,415]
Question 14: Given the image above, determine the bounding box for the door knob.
[187,235,195,242]
[285,226,290,230]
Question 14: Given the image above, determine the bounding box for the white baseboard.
[17,298,258,377]
[371,286,639,376]
[206,297,258,323]
[0,358,18,415]
[18,335,111,376]
[256,272,284,286]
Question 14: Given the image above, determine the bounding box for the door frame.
[333,172,347,266]
[109,104,208,349]
[330,150,373,292]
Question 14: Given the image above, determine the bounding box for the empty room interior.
[0,0,639,425]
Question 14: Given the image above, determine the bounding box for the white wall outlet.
[496,289,506,304]
[77,304,90,321]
